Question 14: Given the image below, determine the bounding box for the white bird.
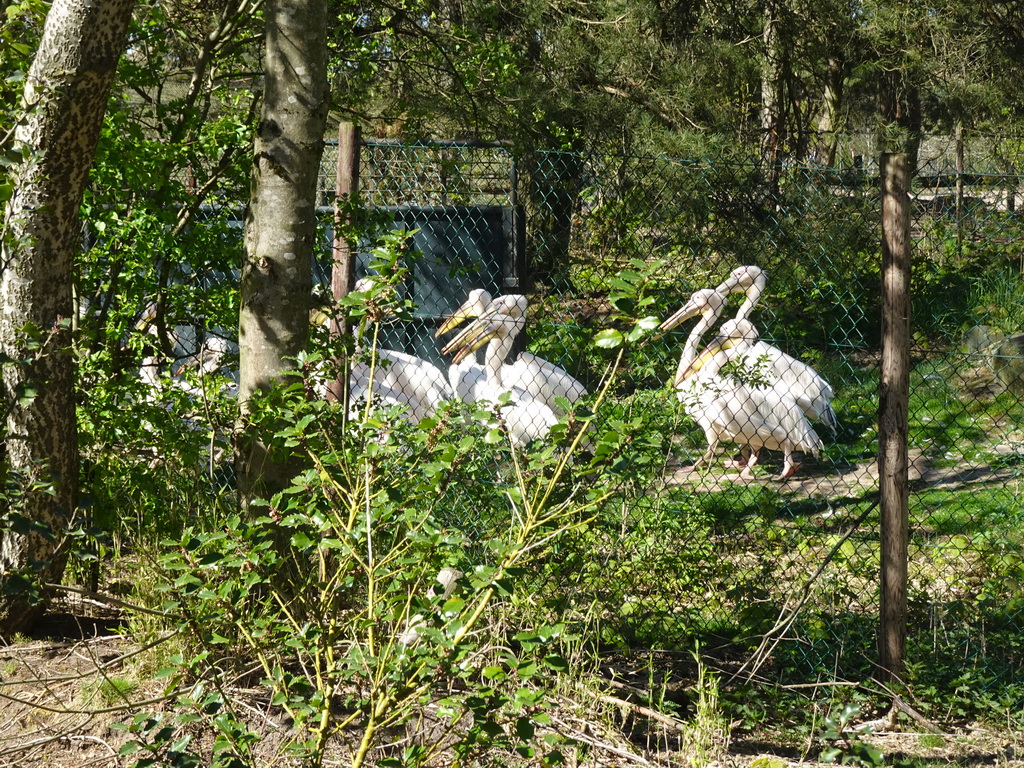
[434,288,492,403]
[680,318,824,480]
[659,287,729,399]
[314,278,454,423]
[659,287,751,471]
[714,265,838,435]
[135,302,231,401]
[441,299,558,447]
[436,292,587,417]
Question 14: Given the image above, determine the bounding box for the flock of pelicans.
[340,265,838,481]
[135,265,837,480]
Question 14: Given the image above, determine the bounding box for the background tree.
[237,0,329,501]
[0,0,135,635]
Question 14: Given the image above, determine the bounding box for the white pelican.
[313,278,454,422]
[658,287,729,398]
[434,288,491,403]
[441,299,557,447]
[436,291,587,416]
[659,288,751,471]
[714,265,838,434]
[681,318,824,480]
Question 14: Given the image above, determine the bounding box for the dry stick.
[546,711,655,767]
[46,583,182,619]
[592,691,689,735]
[577,678,690,734]
[730,497,880,683]
[856,685,944,735]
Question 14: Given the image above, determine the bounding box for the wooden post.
[327,122,361,403]
[878,152,911,685]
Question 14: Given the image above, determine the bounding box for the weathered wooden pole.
[327,122,361,403]
[878,151,911,685]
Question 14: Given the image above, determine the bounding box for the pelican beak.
[453,328,495,364]
[435,298,482,338]
[441,300,505,352]
[444,303,511,362]
[440,314,484,356]
[135,304,158,332]
[676,334,738,387]
[657,296,704,335]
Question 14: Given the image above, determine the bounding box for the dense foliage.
[3,0,1024,764]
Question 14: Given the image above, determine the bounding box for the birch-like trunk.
[237,0,329,501]
[0,0,134,635]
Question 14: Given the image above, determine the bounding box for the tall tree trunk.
[0,0,134,635]
[760,0,783,175]
[878,152,911,686]
[813,57,844,167]
[237,0,329,502]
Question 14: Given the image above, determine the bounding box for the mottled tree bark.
[0,0,135,635]
[878,152,911,685]
[237,0,329,502]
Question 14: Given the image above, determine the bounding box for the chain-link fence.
[311,139,1024,710]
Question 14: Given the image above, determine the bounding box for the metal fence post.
[879,151,911,685]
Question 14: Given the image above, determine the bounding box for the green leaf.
[441,596,465,615]
[594,328,623,349]
[482,665,506,681]
[515,716,535,740]
[543,653,569,673]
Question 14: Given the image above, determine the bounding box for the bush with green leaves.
[111,251,670,767]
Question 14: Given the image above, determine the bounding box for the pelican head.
[716,265,766,297]
[716,265,766,321]
[658,288,727,334]
[435,288,493,338]
[442,295,526,364]
[136,301,159,332]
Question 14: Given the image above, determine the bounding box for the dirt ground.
[0,607,1021,768]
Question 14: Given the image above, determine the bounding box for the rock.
[990,333,1024,395]
[963,324,1005,354]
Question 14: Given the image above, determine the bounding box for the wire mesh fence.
[128,138,1024,713]
[308,140,1024,708]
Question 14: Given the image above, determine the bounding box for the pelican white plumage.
[715,265,838,435]
[436,291,587,416]
[314,278,454,422]
[681,317,823,480]
[441,299,557,447]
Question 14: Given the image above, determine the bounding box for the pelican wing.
[504,352,587,416]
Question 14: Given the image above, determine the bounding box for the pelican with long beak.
[437,291,587,416]
[680,317,823,480]
[441,297,557,447]
[435,289,492,403]
[714,265,838,435]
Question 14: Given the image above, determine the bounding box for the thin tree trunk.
[878,152,911,685]
[0,0,135,635]
[955,121,965,260]
[236,0,329,502]
[813,57,844,166]
[327,122,360,404]
[760,0,783,178]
